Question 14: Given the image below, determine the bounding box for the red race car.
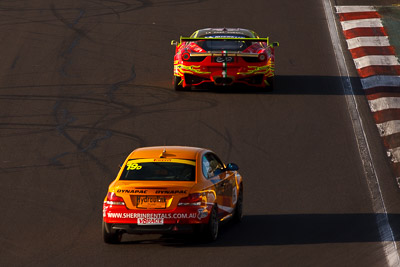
[171,28,279,91]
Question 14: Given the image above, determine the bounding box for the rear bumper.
[103,204,211,225]
[110,223,196,234]
[183,73,267,87]
[174,58,275,87]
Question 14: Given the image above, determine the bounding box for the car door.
[202,153,237,218]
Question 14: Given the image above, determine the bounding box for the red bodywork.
[172,31,277,89]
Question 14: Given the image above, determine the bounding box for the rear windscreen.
[119,159,196,181]
[196,34,250,51]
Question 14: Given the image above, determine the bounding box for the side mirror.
[171,40,179,46]
[271,42,279,47]
[226,163,239,171]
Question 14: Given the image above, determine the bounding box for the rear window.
[119,159,196,181]
[196,34,250,51]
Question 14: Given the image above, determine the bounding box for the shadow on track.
[176,75,365,95]
[117,214,400,247]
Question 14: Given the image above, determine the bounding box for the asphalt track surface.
[1,0,400,266]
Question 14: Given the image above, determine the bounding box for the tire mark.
[106,64,136,101]
[0,83,216,174]
[89,0,152,18]
[50,151,71,167]
[122,84,218,111]
[49,89,141,172]
[0,128,53,138]
[50,4,89,40]
[0,0,204,12]
[0,85,217,119]
[50,1,136,173]
[81,129,113,153]
[10,55,19,69]
[0,94,132,111]
[61,36,81,56]
[198,120,237,159]
[0,122,143,141]
[87,0,136,19]
[53,101,76,133]
[0,0,207,27]
[50,2,94,78]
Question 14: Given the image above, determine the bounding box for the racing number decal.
[126,162,142,170]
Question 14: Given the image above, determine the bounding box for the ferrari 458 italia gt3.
[171,27,278,90]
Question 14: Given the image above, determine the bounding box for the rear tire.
[203,205,219,242]
[102,220,122,244]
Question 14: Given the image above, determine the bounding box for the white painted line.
[361,75,400,89]
[354,55,400,69]
[327,2,400,266]
[376,120,400,137]
[369,97,400,112]
[388,147,400,163]
[341,18,383,31]
[346,36,390,50]
[336,6,376,13]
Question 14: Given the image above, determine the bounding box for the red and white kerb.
[336,5,400,184]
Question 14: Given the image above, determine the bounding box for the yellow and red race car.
[102,146,243,243]
[171,27,279,90]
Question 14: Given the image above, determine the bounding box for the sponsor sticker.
[138,218,164,225]
[197,208,208,220]
[126,158,195,166]
[117,189,148,194]
[137,196,166,209]
[155,190,187,194]
[106,212,197,220]
[206,35,245,38]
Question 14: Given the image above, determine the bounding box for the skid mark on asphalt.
[0,0,205,20]
[199,120,236,160]
[10,55,19,69]
[50,93,140,173]
[48,2,136,176]
[53,101,76,133]
[0,0,206,31]
[0,121,142,142]
[0,84,216,173]
[336,5,400,186]
[51,100,115,174]
[51,4,89,77]
[50,4,89,40]
[107,64,136,100]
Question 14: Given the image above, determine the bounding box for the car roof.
[128,146,206,160]
[192,28,257,38]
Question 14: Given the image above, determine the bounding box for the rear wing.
[171,37,279,47]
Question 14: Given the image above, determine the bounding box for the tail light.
[258,53,267,62]
[105,192,125,205]
[182,52,191,61]
[178,193,205,206]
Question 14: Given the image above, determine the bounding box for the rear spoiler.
[171,37,279,47]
